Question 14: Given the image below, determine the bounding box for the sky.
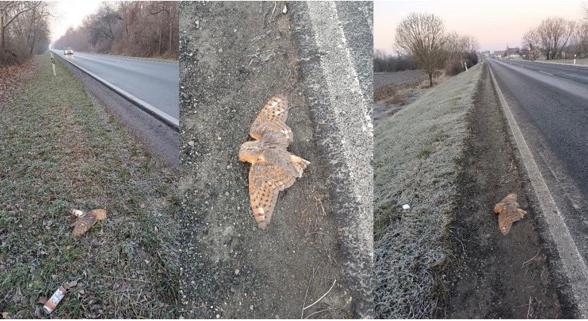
[47,0,104,43]
[374,0,587,54]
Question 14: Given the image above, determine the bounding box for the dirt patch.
[438,64,564,318]
[177,2,374,318]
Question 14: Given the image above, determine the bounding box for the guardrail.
[51,50,179,131]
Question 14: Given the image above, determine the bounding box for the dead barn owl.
[71,209,107,236]
[494,193,527,235]
[239,95,310,230]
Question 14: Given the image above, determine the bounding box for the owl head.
[239,141,263,163]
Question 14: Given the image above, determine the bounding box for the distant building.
[493,50,505,57]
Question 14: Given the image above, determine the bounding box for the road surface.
[489,58,588,307]
[53,50,179,124]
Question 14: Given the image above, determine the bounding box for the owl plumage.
[71,209,107,236]
[494,193,527,235]
[239,95,309,230]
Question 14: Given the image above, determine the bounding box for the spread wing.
[498,208,526,235]
[248,162,296,229]
[250,95,292,146]
[72,214,97,236]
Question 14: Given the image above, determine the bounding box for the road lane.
[505,59,588,85]
[53,50,179,122]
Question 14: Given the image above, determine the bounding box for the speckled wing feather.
[250,95,292,146]
[249,162,296,229]
[72,214,97,236]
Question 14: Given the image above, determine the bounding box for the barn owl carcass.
[239,95,309,230]
[494,193,527,235]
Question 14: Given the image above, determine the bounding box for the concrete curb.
[290,1,374,317]
[489,64,588,317]
[51,50,179,131]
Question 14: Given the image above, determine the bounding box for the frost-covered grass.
[0,54,179,318]
[374,64,483,318]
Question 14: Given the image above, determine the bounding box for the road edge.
[52,50,179,131]
[488,63,588,317]
[290,1,374,317]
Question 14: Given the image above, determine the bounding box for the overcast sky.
[48,0,103,43]
[374,0,587,53]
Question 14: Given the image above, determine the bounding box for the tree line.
[522,10,588,60]
[0,2,50,66]
[53,2,178,59]
[375,13,479,87]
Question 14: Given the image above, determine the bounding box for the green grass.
[0,54,179,318]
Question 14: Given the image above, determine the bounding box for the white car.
[64,49,74,55]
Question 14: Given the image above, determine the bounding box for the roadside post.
[463,61,468,71]
[574,54,577,65]
[50,52,56,76]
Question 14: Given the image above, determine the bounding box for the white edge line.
[52,50,179,130]
[488,62,588,317]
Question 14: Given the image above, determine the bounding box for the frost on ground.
[374,64,482,318]
[374,70,427,89]
[0,55,179,318]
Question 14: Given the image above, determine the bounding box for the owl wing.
[72,214,97,236]
[249,162,296,229]
[250,95,292,146]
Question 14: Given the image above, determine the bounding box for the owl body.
[239,95,309,229]
[494,193,526,235]
[71,209,107,236]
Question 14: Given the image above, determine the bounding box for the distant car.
[64,49,74,55]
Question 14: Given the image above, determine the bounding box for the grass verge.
[0,54,179,318]
[374,64,482,318]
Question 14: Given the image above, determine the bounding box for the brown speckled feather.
[250,95,292,146]
[239,95,309,230]
[494,193,527,235]
[249,163,296,228]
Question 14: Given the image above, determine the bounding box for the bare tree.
[536,17,576,59]
[54,1,178,59]
[0,1,49,65]
[395,13,447,87]
[522,29,541,60]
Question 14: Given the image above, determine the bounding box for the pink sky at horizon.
[48,0,104,43]
[375,0,588,54]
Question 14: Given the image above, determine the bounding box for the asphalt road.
[53,50,179,121]
[489,58,588,271]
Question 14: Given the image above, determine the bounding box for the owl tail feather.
[290,155,310,178]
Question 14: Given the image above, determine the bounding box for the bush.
[374,54,417,72]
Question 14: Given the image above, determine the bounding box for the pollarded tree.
[395,13,447,87]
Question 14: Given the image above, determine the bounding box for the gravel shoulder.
[440,63,564,318]
[0,54,179,318]
[374,64,481,318]
[177,2,372,318]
